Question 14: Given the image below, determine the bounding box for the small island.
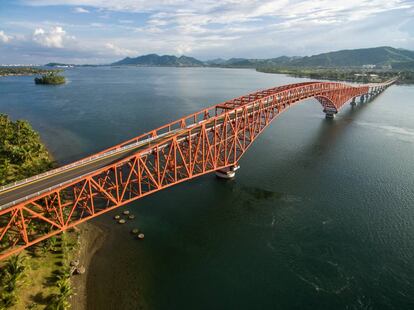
[34,72,66,85]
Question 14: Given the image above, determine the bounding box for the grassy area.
[0,114,77,309]
[0,231,80,309]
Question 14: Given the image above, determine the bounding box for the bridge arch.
[0,78,397,260]
[315,95,339,116]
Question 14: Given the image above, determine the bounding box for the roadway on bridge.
[0,130,181,209]
[0,99,256,209]
[0,81,361,210]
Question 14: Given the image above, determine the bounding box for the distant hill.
[45,62,75,67]
[219,56,296,67]
[216,47,414,68]
[112,54,204,66]
[287,46,414,67]
[391,61,414,70]
[107,46,414,70]
[204,58,227,65]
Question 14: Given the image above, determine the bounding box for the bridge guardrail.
[0,79,397,210]
[0,84,306,195]
[0,132,171,197]
[0,83,358,209]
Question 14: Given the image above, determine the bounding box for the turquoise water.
[1,67,413,309]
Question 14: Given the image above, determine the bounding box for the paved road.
[0,130,181,210]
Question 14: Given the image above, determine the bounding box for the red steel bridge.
[0,78,397,260]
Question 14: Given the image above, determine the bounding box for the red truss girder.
[0,79,396,260]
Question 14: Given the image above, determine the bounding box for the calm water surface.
[1,67,413,309]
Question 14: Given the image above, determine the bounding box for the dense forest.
[34,72,66,85]
[0,114,53,185]
[0,115,77,309]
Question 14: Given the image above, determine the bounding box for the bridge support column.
[323,107,337,119]
[350,97,356,106]
[215,164,240,179]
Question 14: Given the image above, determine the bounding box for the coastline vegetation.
[34,72,66,85]
[0,114,53,186]
[256,67,413,84]
[0,114,79,309]
[0,67,60,77]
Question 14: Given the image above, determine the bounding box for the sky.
[0,0,413,64]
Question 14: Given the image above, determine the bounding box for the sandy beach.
[71,222,108,310]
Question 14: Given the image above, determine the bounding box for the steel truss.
[0,79,396,260]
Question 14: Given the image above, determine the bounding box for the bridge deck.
[0,79,397,261]
[0,99,258,209]
[0,131,181,209]
[0,79,388,210]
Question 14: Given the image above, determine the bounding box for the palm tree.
[3,255,25,278]
[0,255,25,307]
[46,276,72,310]
[47,236,59,253]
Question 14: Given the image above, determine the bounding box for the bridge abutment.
[215,164,240,179]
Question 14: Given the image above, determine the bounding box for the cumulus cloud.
[105,43,137,56]
[0,30,12,43]
[74,7,89,13]
[4,0,413,63]
[32,26,74,48]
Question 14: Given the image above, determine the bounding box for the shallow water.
[1,67,413,309]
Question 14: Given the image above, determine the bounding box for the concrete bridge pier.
[323,106,337,119]
[350,97,357,106]
[215,164,240,179]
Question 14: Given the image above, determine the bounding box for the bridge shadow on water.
[226,93,383,205]
[277,94,380,170]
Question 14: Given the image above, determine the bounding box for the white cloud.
[0,30,12,43]
[74,7,89,13]
[3,0,412,63]
[33,26,74,48]
[105,42,137,56]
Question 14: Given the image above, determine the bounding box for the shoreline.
[71,221,108,310]
[0,73,37,77]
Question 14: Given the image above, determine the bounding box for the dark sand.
[71,222,107,310]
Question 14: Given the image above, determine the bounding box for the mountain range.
[111,54,204,67]
[110,46,414,69]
